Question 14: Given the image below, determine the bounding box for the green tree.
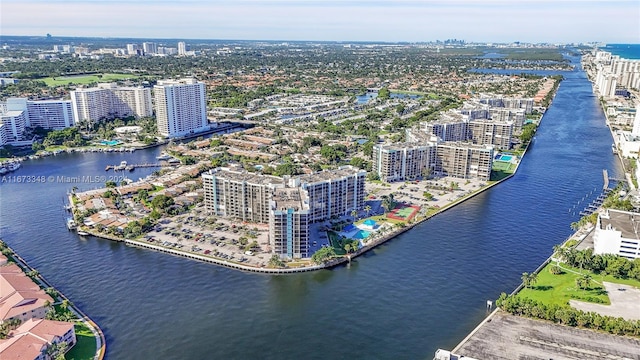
[364,205,372,217]
[268,254,285,268]
[150,194,174,211]
[378,87,391,100]
[311,247,337,264]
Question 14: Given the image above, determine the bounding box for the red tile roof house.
[0,264,54,325]
[0,318,76,360]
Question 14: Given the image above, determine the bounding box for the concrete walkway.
[570,282,640,321]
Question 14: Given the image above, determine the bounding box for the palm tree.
[364,205,372,217]
[521,272,533,288]
[351,209,358,221]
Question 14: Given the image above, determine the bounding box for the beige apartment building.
[434,142,493,181]
[203,166,366,259]
[372,143,435,182]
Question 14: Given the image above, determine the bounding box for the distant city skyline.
[2,0,639,44]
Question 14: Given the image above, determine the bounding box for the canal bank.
[444,55,631,359]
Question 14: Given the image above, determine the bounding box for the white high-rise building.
[0,111,27,142]
[154,79,208,137]
[142,42,157,55]
[27,100,75,129]
[71,86,112,124]
[178,42,187,56]
[126,44,139,55]
[111,86,153,118]
[4,97,75,130]
[71,83,152,123]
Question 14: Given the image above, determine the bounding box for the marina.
[104,162,175,171]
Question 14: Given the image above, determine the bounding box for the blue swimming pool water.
[353,230,371,239]
[101,140,120,146]
[499,155,513,161]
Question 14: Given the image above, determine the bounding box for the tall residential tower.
[154,79,208,137]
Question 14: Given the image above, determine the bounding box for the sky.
[2,0,639,43]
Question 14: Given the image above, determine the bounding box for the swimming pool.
[499,155,513,161]
[353,230,371,239]
[101,140,120,146]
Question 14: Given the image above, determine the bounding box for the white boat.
[4,162,20,172]
[0,168,7,175]
[66,218,77,230]
[77,230,89,236]
[115,160,128,171]
[156,152,172,160]
[612,143,617,154]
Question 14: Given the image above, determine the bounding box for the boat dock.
[105,163,176,171]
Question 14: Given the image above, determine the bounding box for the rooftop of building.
[298,166,365,184]
[272,188,308,212]
[203,167,284,187]
[599,208,640,239]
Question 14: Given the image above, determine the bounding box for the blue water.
[500,155,513,161]
[353,230,371,239]
[356,92,377,104]
[0,53,623,359]
[601,44,640,60]
[100,140,120,146]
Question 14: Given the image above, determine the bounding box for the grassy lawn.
[42,73,137,86]
[519,263,610,307]
[519,263,640,307]
[492,161,515,172]
[65,322,97,360]
[327,231,346,255]
[490,170,513,181]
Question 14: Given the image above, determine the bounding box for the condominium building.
[178,42,187,56]
[26,100,75,129]
[422,118,469,142]
[434,142,493,180]
[203,166,366,259]
[270,188,310,259]
[298,167,366,222]
[479,96,534,114]
[0,124,7,146]
[202,168,281,223]
[373,143,435,182]
[4,97,75,130]
[71,83,152,123]
[142,42,157,55]
[154,79,208,137]
[468,119,513,150]
[0,110,27,142]
[110,86,153,118]
[593,209,640,259]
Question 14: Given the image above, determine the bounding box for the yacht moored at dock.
[66,218,77,230]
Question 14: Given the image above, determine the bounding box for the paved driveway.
[570,282,640,320]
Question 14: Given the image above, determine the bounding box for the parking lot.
[144,203,274,267]
[365,176,487,210]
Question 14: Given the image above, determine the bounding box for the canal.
[0,54,623,359]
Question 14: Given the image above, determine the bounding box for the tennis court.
[387,204,420,221]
